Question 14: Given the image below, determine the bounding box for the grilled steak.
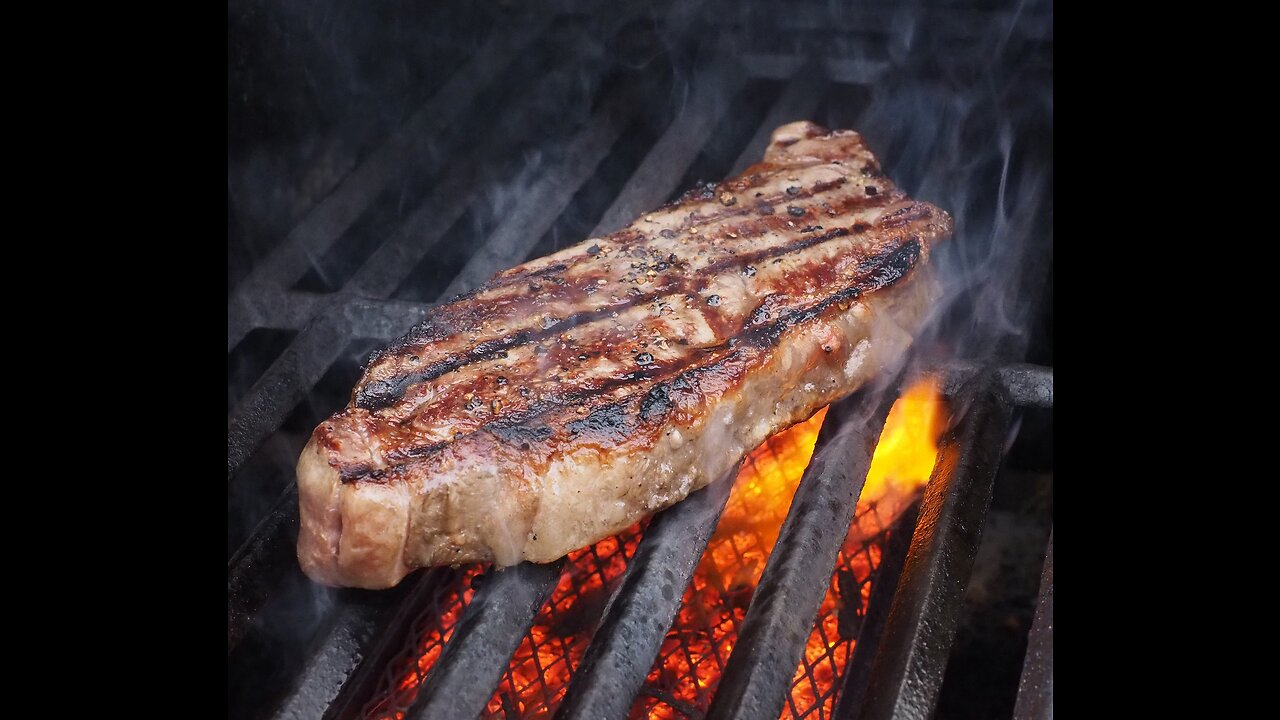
[298,121,952,588]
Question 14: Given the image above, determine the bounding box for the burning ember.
[486,525,647,717]
[364,565,486,719]
[636,378,945,719]
[779,378,946,719]
[364,379,946,720]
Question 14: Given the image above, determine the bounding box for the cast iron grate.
[229,1,1052,718]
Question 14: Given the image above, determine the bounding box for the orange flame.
[781,377,946,719]
[363,378,947,720]
[863,378,947,501]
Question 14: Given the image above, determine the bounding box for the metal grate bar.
[850,373,1014,720]
[705,382,899,720]
[337,297,439,342]
[229,485,300,652]
[229,1,700,645]
[407,561,566,720]
[230,289,328,351]
[942,362,1053,410]
[269,574,440,720]
[554,465,739,720]
[996,364,1053,409]
[728,61,830,177]
[589,48,746,237]
[228,312,348,479]
[232,18,554,297]
[830,503,920,719]
[1013,529,1053,720]
[440,81,654,298]
[230,290,435,348]
[340,155,511,299]
[345,8,675,299]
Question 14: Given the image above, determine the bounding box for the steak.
[298,121,952,588]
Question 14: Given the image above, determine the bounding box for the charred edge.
[339,238,921,482]
[739,237,921,350]
[351,210,893,410]
[638,383,672,421]
[876,202,932,229]
[565,402,634,445]
[561,238,921,437]
[355,331,531,409]
[486,417,554,449]
[336,439,452,481]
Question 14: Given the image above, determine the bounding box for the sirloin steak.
[298,121,952,588]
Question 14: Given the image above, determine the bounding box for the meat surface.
[297,121,953,588]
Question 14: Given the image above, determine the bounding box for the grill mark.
[338,237,922,482]
[359,193,901,406]
[460,175,855,298]
[353,205,899,411]
[369,185,893,371]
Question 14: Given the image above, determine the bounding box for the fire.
[362,378,946,720]
[631,409,829,719]
[485,527,646,717]
[862,378,947,500]
[781,377,946,719]
[363,565,485,719]
[637,377,946,719]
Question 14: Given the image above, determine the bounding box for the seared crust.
[298,121,952,588]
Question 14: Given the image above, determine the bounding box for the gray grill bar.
[850,373,1014,720]
[728,60,829,177]
[554,466,738,720]
[1014,530,1053,720]
[232,19,553,297]
[228,485,299,652]
[942,362,1053,409]
[830,503,921,719]
[440,82,650,298]
[590,48,745,237]
[230,289,435,347]
[270,573,446,720]
[705,381,899,720]
[407,561,566,720]
[227,312,347,480]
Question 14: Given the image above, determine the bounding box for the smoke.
[849,0,1053,366]
[746,0,1051,543]
[229,1,1050,711]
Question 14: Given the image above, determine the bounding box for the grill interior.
[228,1,1053,718]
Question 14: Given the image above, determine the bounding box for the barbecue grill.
[228,1,1053,718]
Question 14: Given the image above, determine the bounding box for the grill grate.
[362,566,482,719]
[228,0,1052,718]
[485,526,647,718]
